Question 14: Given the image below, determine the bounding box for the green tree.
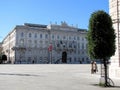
[87,10,116,86]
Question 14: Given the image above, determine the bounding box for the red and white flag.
[48,44,52,51]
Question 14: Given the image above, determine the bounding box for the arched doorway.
[0,55,7,64]
[62,51,67,63]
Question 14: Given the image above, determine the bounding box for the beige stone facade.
[109,0,120,78]
[0,43,2,54]
[2,22,89,64]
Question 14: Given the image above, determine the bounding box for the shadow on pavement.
[0,73,39,77]
[92,84,120,88]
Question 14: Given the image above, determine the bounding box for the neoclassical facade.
[109,0,120,78]
[2,22,89,64]
[0,43,2,53]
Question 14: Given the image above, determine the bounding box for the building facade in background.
[2,22,90,64]
[0,43,2,54]
[109,0,120,78]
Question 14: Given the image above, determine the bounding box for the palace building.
[109,0,120,78]
[1,22,90,64]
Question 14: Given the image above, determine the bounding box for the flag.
[48,44,52,51]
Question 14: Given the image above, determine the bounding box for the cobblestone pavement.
[0,64,120,90]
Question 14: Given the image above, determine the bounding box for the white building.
[0,43,2,53]
[2,22,89,64]
[109,0,120,78]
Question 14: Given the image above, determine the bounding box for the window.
[45,34,48,39]
[35,33,37,38]
[34,40,37,47]
[82,37,84,41]
[39,57,42,63]
[57,35,60,39]
[52,35,54,39]
[82,43,84,49]
[21,32,24,37]
[44,57,48,63]
[40,34,42,39]
[63,36,66,39]
[78,43,80,48]
[69,42,72,48]
[82,51,84,54]
[29,33,32,38]
[82,58,84,62]
[69,57,71,62]
[77,36,80,40]
[74,57,76,62]
[78,50,80,54]
[74,44,76,49]
[69,36,71,40]
[28,57,31,62]
[74,36,76,40]
[28,40,32,47]
[20,39,24,46]
[45,41,48,47]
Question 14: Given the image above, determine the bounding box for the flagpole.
[50,50,52,64]
[48,44,52,64]
[48,24,52,64]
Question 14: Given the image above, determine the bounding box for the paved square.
[0,64,120,90]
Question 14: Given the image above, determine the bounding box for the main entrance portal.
[62,51,67,63]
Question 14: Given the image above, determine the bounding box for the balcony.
[12,46,26,51]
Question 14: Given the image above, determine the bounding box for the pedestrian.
[32,60,35,64]
[91,61,98,74]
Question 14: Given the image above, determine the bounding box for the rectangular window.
[63,36,66,39]
[74,36,76,40]
[34,40,37,47]
[29,33,32,38]
[45,34,48,39]
[21,32,24,37]
[57,35,60,39]
[40,34,42,39]
[77,36,80,40]
[52,35,54,39]
[78,43,80,48]
[35,33,37,38]
[69,36,71,40]
[82,43,84,49]
[20,39,24,46]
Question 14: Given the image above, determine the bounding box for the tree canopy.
[87,10,116,60]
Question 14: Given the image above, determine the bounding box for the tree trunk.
[103,58,108,86]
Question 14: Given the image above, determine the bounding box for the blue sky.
[0,0,109,42]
